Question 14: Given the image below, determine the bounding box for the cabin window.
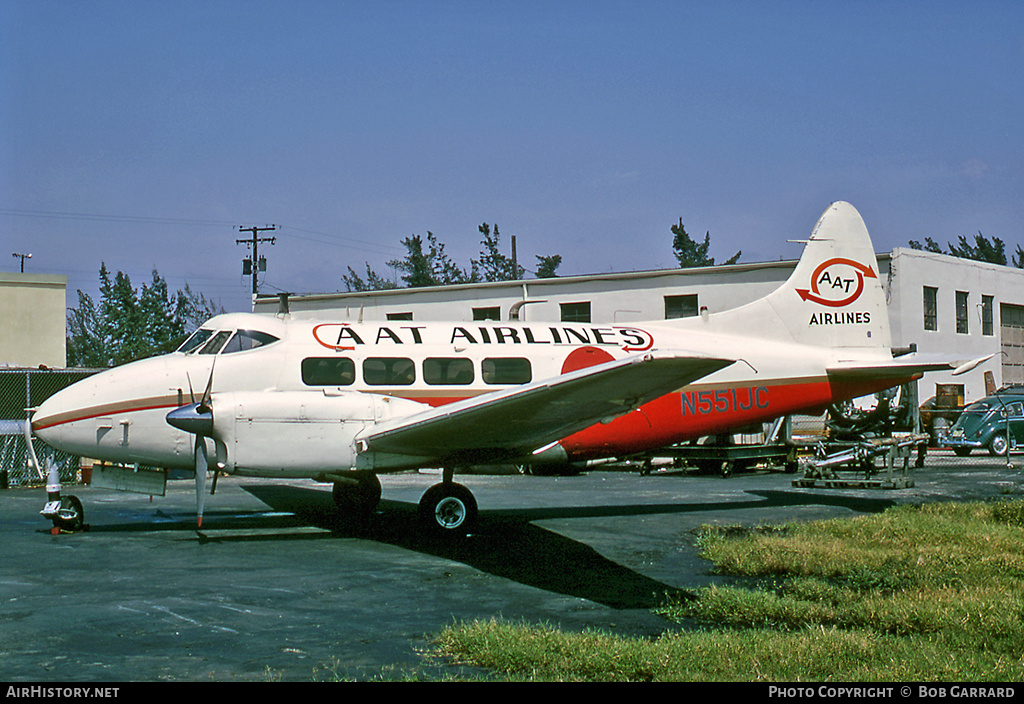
[923,286,938,331]
[221,329,280,354]
[560,302,591,323]
[363,357,416,386]
[665,294,699,319]
[302,357,355,386]
[423,358,474,385]
[197,330,232,355]
[387,312,413,321]
[482,357,532,385]
[956,291,969,334]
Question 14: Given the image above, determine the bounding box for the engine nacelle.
[209,390,427,478]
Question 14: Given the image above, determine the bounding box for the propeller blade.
[195,437,209,528]
[198,358,216,413]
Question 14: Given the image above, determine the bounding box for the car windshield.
[962,400,997,414]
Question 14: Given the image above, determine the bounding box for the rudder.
[705,202,892,352]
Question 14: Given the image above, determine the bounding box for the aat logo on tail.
[796,258,877,308]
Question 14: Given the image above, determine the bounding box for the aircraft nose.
[31,386,76,445]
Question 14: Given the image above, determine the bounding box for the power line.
[0,208,238,227]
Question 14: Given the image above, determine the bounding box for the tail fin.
[707,201,891,351]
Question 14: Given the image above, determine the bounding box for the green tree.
[947,233,1007,265]
[907,237,944,253]
[342,264,398,292]
[534,254,562,278]
[66,290,105,368]
[909,232,1020,267]
[477,223,524,282]
[66,265,224,367]
[342,224,564,291]
[388,232,478,287]
[671,218,740,267]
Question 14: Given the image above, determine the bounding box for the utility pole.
[12,252,32,273]
[236,225,276,296]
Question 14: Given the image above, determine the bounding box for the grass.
[426,499,1024,681]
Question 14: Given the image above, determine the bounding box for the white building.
[0,272,67,369]
[253,248,1024,406]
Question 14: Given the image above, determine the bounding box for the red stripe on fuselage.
[558,373,915,461]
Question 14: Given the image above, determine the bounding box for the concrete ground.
[1,452,1022,682]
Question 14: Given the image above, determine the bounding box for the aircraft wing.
[356,352,734,469]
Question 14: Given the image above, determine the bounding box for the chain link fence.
[1,368,100,487]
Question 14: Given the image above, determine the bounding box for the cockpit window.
[180,328,280,355]
[197,330,232,355]
[177,328,214,354]
[220,329,280,354]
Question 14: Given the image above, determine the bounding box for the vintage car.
[942,387,1024,456]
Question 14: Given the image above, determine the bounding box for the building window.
[473,307,500,321]
[956,291,969,334]
[665,294,699,319]
[923,286,938,331]
[560,301,591,323]
[982,295,994,336]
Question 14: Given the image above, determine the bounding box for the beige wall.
[0,273,67,369]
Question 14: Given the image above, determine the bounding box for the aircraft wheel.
[989,434,1009,457]
[53,495,84,533]
[333,473,382,515]
[419,482,477,535]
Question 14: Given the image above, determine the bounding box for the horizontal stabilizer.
[357,352,734,469]
[828,354,994,381]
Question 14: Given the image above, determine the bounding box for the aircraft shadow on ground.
[237,484,897,610]
[72,484,896,611]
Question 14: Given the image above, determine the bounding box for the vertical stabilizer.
[705,202,891,352]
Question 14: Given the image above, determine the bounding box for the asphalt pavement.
[2,453,1022,682]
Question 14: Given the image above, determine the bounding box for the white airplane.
[29,202,980,535]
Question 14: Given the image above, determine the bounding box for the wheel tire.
[989,434,1009,457]
[418,483,477,535]
[54,495,84,532]
[333,473,382,515]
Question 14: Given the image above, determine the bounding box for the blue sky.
[2,0,1022,314]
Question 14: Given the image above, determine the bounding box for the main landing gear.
[331,468,478,536]
[418,479,477,535]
